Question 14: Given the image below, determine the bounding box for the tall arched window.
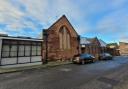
[59,26,71,50]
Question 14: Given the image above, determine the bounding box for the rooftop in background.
[80,37,107,47]
[119,42,128,45]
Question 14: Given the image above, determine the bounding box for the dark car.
[72,53,95,64]
[99,53,113,60]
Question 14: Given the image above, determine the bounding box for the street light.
[43,29,49,64]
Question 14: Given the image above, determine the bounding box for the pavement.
[0,56,128,89]
[0,61,72,74]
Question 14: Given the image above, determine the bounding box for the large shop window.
[2,40,42,58]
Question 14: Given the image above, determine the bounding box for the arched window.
[59,26,71,50]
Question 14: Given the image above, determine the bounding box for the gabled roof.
[80,37,90,44]
[47,15,78,36]
[99,39,107,47]
[86,37,98,44]
[119,42,128,44]
[80,37,107,47]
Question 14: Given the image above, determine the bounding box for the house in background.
[119,42,128,56]
[80,37,107,60]
[42,15,80,62]
[0,34,43,67]
[107,43,120,56]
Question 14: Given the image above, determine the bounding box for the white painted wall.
[18,57,31,63]
[1,58,17,65]
[31,56,42,62]
[1,56,42,65]
[1,62,42,68]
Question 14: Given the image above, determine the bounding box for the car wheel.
[81,60,85,65]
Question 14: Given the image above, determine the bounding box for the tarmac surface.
[0,56,128,89]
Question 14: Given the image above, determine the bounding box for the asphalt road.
[0,56,128,89]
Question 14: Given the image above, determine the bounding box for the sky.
[0,0,128,43]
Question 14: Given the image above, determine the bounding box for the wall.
[119,42,128,56]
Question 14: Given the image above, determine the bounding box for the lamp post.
[43,30,48,64]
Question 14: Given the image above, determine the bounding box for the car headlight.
[91,56,95,59]
[76,57,80,61]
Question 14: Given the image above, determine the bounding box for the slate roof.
[80,37,107,47]
[99,39,107,47]
[80,37,91,44]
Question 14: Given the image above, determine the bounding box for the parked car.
[99,53,113,60]
[72,53,95,64]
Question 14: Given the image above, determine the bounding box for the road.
[0,56,128,89]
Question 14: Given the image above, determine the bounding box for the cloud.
[120,35,128,42]
[0,0,39,33]
[0,29,7,34]
[0,0,128,42]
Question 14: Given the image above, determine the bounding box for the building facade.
[80,37,107,60]
[43,15,80,61]
[0,35,43,66]
[107,43,120,56]
[119,42,128,56]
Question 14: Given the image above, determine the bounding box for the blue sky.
[0,0,128,43]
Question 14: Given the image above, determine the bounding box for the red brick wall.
[119,42,128,56]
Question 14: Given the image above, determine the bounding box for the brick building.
[42,15,80,62]
[119,42,128,56]
[80,37,107,60]
[107,43,120,56]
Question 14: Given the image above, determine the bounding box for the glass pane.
[10,45,17,57]
[32,46,37,56]
[25,45,31,56]
[18,45,24,56]
[37,50,41,55]
[2,52,9,58]
[37,46,41,51]
[3,45,10,52]
[2,45,10,58]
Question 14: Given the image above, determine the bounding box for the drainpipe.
[43,30,49,64]
[77,35,80,55]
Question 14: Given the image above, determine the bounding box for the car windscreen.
[80,54,91,57]
[104,53,111,56]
